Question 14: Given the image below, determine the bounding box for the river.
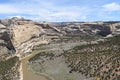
[21,50,48,80]
[21,42,87,80]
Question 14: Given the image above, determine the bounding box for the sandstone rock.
[0,19,12,26]
[0,17,120,59]
[12,23,44,45]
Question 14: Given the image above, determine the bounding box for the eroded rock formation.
[0,17,120,59]
[0,17,120,80]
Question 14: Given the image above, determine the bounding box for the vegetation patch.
[0,56,20,80]
[29,52,55,62]
[62,35,120,80]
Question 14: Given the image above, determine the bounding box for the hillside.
[28,35,120,80]
[61,35,120,80]
[0,17,120,80]
[0,17,120,58]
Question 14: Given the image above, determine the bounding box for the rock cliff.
[0,17,120,80]
[0,17,120,59]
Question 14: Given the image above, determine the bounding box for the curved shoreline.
[21,50,50,80]
[29,67,55,80]
[20,42,87,80]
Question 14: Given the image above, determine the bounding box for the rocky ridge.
[0,17,120,59]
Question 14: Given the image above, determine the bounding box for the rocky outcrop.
[9,18,49,57]
[0,17,120,58]
[0,18,49,59]
[54,22,120,36]
[0,23,15,61]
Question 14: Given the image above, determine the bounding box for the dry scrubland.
[0,57,20,80]
[29,35,120,80]
[29,42,88,80]
[62,35,120,80]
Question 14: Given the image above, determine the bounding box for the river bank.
[20,42,88,80]
[21,50,49,80]
[28,42,88,80]
[19,61,23,80]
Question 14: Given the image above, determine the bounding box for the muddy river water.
[21,51,48,80]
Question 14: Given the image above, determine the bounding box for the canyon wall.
[0,17,120,59]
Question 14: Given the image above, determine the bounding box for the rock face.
[11,20,47,56]
[12,21,44,45]
[0,18,49,58]
[0,17,120,58]
[0,23,15,60]
[54,22,120,36]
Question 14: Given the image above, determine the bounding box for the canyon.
[0,17,120,80]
